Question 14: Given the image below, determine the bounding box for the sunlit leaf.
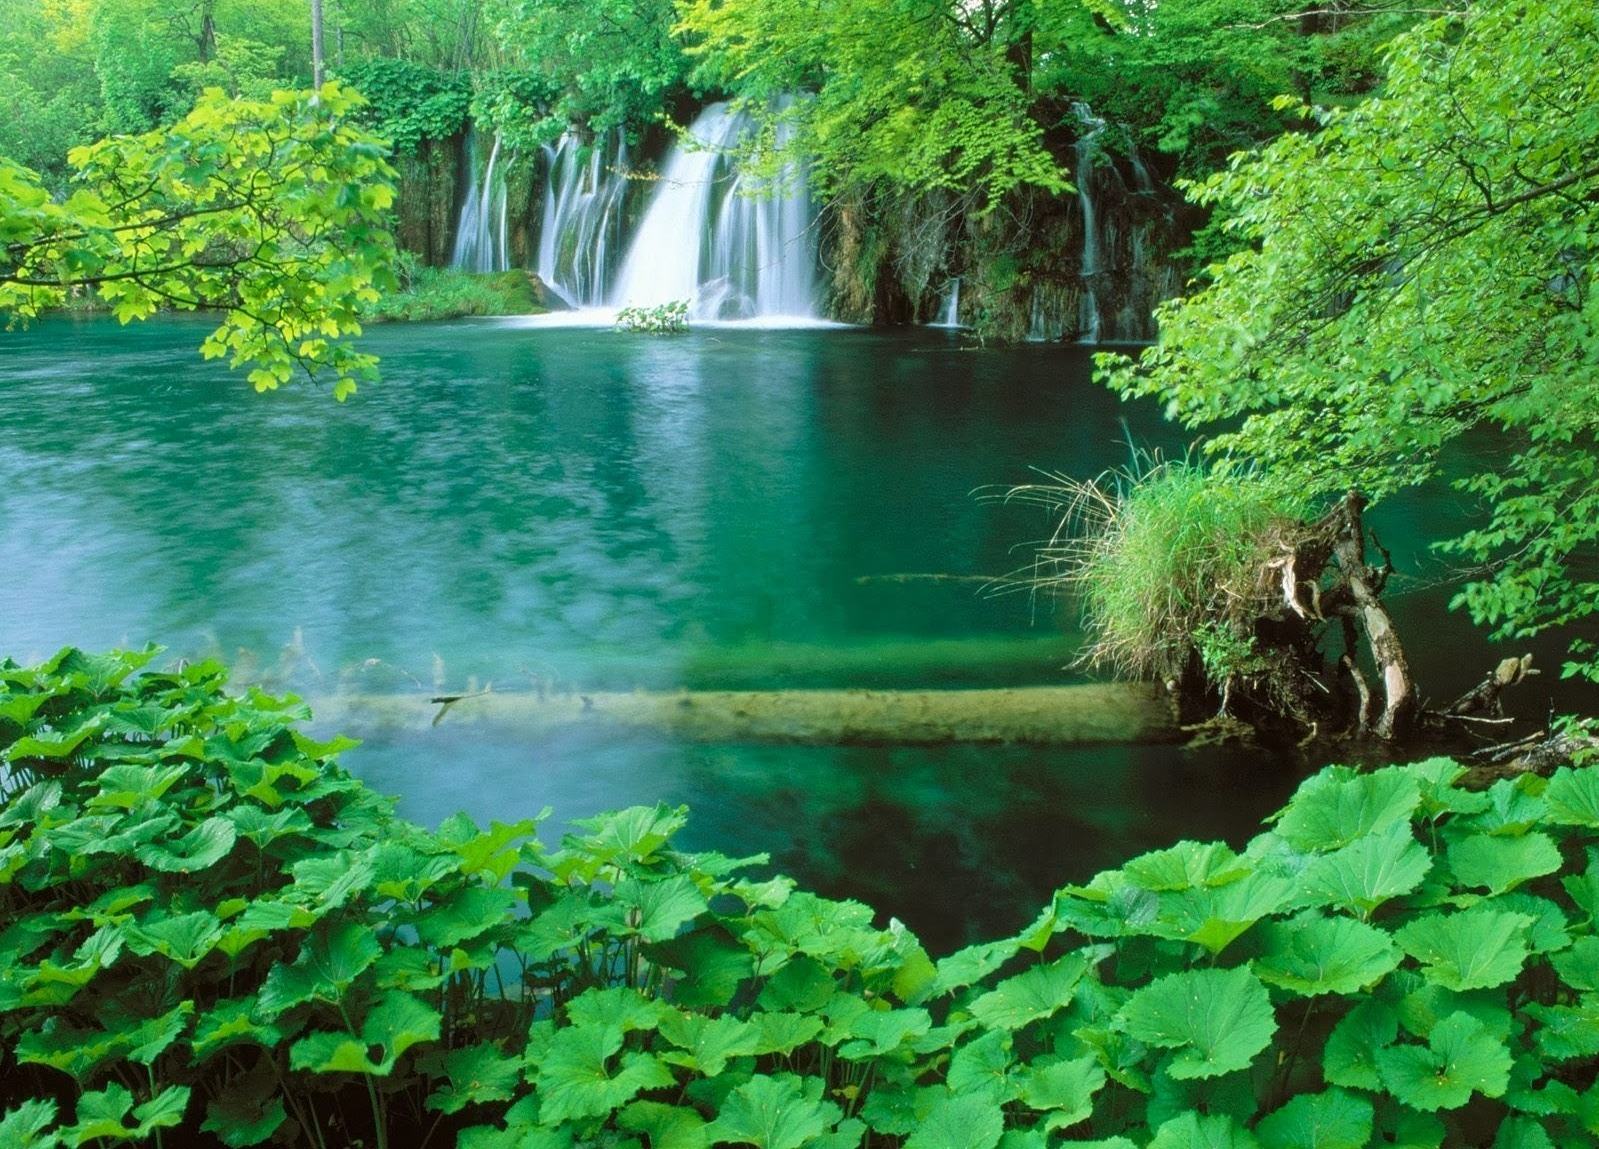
[1119,966,1276,1079]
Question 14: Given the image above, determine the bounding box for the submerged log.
[312,684,1182,746]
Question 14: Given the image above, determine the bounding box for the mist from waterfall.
[451,128,510,273]
[610,102,818,320]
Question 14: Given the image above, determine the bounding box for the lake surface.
[1,315,1578,950]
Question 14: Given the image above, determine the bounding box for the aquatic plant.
[616,300,690,333]
[3,648,1598,1146]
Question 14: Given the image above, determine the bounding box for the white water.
[932,278,961,328]
[452,129,510,273]
[536,132,631,307]
[1073,103,1106,345]
[610,102,818,320]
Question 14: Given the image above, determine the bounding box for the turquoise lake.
[1,315,1575,949]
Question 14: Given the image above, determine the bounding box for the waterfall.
[535,132,631,307]
[610,101,818,319]
[451,128,510,273]
[1072,103,1106,345]
[933,278,961,327]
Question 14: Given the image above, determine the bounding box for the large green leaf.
[134,817,236,873]
[967,955,1087,1030]
[708,1074,842,1149]
[287,850,376,911]
[0,1099,60,1149]
[946,1030,1016,1104]
[750,1012,825,1058]
[1254,911,1399,996]
[1254,1089,1373,1149]
[413,885,517,949]
[1017,1054,1105,1131]
[256,920,383,1017]
[1446,832,1562,895]
[1295,821,1431,916]
[123,911,225,970]
[1273,767,1420,852]
[598,874,710,943]
[1150,871,1294,953]
[620,1101,711,1149]
[424,1043,522,1114]
[1122,841,1252,892]
[931,938,1023,994]
[1522,998,1599,1061]
[1552,936,1599,991]
[660,1011,764,1075]
[1394,908,1532,991]
[560,804,688,878]
[290,991,442,1076]
[64,1083,190,1146]
[837,1008,932,1061]
[1492,1119,1555,1149]
[86,764,189,810]
[566,986,668,1036]
[533,1022,675,1125]
[1322,1001,1398,1090]
[1544,767,1599,828]
[1118,967,1277,1079]
[903,1092,1004,1149]
[1147,1112,1260,1149]
[191,997,283,1060]
[1375,1011,1512,1110]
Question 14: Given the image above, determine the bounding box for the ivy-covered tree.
[1,84,398,399]
[1102,0,1599,680]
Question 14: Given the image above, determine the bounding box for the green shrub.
[1011,461,1306,686]
[3,648,1598,1147]
[362,263,546,322]
[616,300,690,333]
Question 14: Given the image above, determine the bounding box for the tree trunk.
[1330,491,1416,740]
[310,0,325,89]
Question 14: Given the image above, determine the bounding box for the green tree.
[1101,0,1599,679]
[1,83,398,399]
[676,0,1067,200]
[484,0,687,143]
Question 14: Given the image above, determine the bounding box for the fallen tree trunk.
[311,683,1183,746]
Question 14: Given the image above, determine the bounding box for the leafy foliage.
[1101,0,1599,679]
[3,655,1599,1148]
[337,57,473,154]
[1,84,397,399]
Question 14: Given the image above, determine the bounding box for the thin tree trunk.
[311,0,325,88]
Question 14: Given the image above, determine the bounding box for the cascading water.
[933,278,961,327]
[610,102,818,319]
[536,132,631,307]
[452,128,510,273]
[1072,102,1106,344]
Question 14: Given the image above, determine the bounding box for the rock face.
[391,137,460,268]
[820,154,1191,343]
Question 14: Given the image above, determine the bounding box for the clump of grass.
[1006,459,1308,686]
[362,257,547,322]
